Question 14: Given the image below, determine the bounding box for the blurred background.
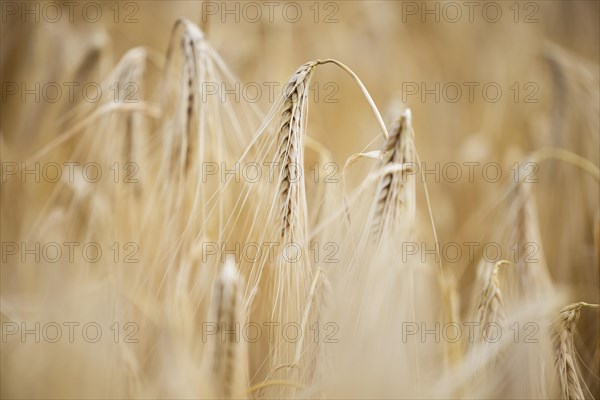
[1,1,599,398]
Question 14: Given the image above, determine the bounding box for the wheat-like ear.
[476,261,509,343]
[554,302,599,400]
[209,258,247,399]
[277,61,318,240]
[369,109,415,245]
[161,19,207,176]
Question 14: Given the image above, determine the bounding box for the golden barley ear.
[208,258,248,399]
[476,261,508,338]
[277,61,318,241]
[370,108,415,245]
[553,302,599,400]
[160,19,207,176]
[474,260,510,367]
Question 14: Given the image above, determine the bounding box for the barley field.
[1,1,599,399]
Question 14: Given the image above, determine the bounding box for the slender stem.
[316,59,389,140]
[530,147,599,181]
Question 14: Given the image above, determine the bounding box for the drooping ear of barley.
[369,108,415,245]
[146,20,262,302]
[270,61,318,392]
[159,19,205,176]
[553,302,599,400]
[476,261,508,342]
[277,61,318,241]
[207,258,247,399]
[234,61,319,397]
[463,258,505,392]
[474,260,510,372]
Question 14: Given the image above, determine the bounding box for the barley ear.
[277,61,317,240]
[370,108,415,245]
[476,261,510,343]
[208,258,247,399]
[554,302,599,400]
